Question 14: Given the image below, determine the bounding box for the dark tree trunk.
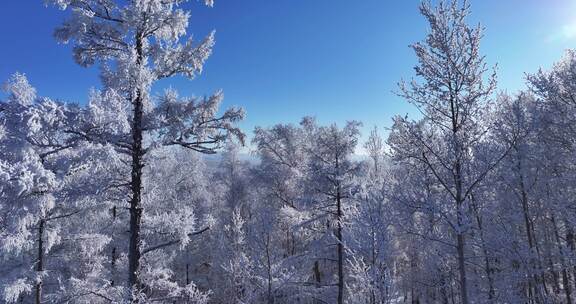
[449,92,469,304]
[551,215,573,304]
[265,232,274,304]
[336,187,344,304]
[35,219,45,304]
[454,159,469,304]
[516,152,547,301]
[111,206,117,287]
[313,261,321,287]
[564,221,576,292]
[186,263,190,285]
[472,199,495,302]
[313,260,322,304]
[456,233,468,304]
[370,225,377,304]
[128,33,145,302]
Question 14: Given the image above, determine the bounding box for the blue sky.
[1,0,576,147]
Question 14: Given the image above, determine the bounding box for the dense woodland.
[3,0,576,303]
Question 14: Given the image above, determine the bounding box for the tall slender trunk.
[456,233,468,304]
[549,256,560,294]
[542,212,560,295]
[265,233,274,304]
[35,219,45,304]
[185,263,190,303]
[370,225,377,304]
[516,152,546,301]
[470,196,495,301]
[440,275,449,304]
[563,221,576,292]
[336,186,344,304]
[111,206,117,287]
[313,259,322,304]
[449,92,469,304]
[551,215,573,304]
[183,263,189,286]
[454,159,469,304]
[128,33,145,302]
[313,260,321,286]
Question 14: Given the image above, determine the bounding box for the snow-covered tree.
[364,126,385,176]
[391,1,503,303]
[45,0,245,301]
[0,73,117,304]
[6,1,576,303]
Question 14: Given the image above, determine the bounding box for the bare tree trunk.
[563,221,576,292]
[35,219,45,304]
[440,276,449,304]
[313,260,322,304]
[516,153,547,301]
[111,206,117,287]
[265,233,274,304]
[551,215,573,304]
[314,261,321,286]
[186,263,190,285]
[549,257,560,294]
[128,32,145,303]
[454,159,469,304]
[449,85,469,304]
[470,195,495,302]
[336,187,344,304]
[456,233,468,304]
[542,214,560,295]
[370,225,377,304]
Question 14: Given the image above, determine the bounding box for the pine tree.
[46,0,244,301]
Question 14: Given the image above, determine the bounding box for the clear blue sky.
[1,0,576,146]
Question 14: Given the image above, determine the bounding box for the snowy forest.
[3,0,576,303]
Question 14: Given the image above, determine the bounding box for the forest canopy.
[2,1,576,304]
